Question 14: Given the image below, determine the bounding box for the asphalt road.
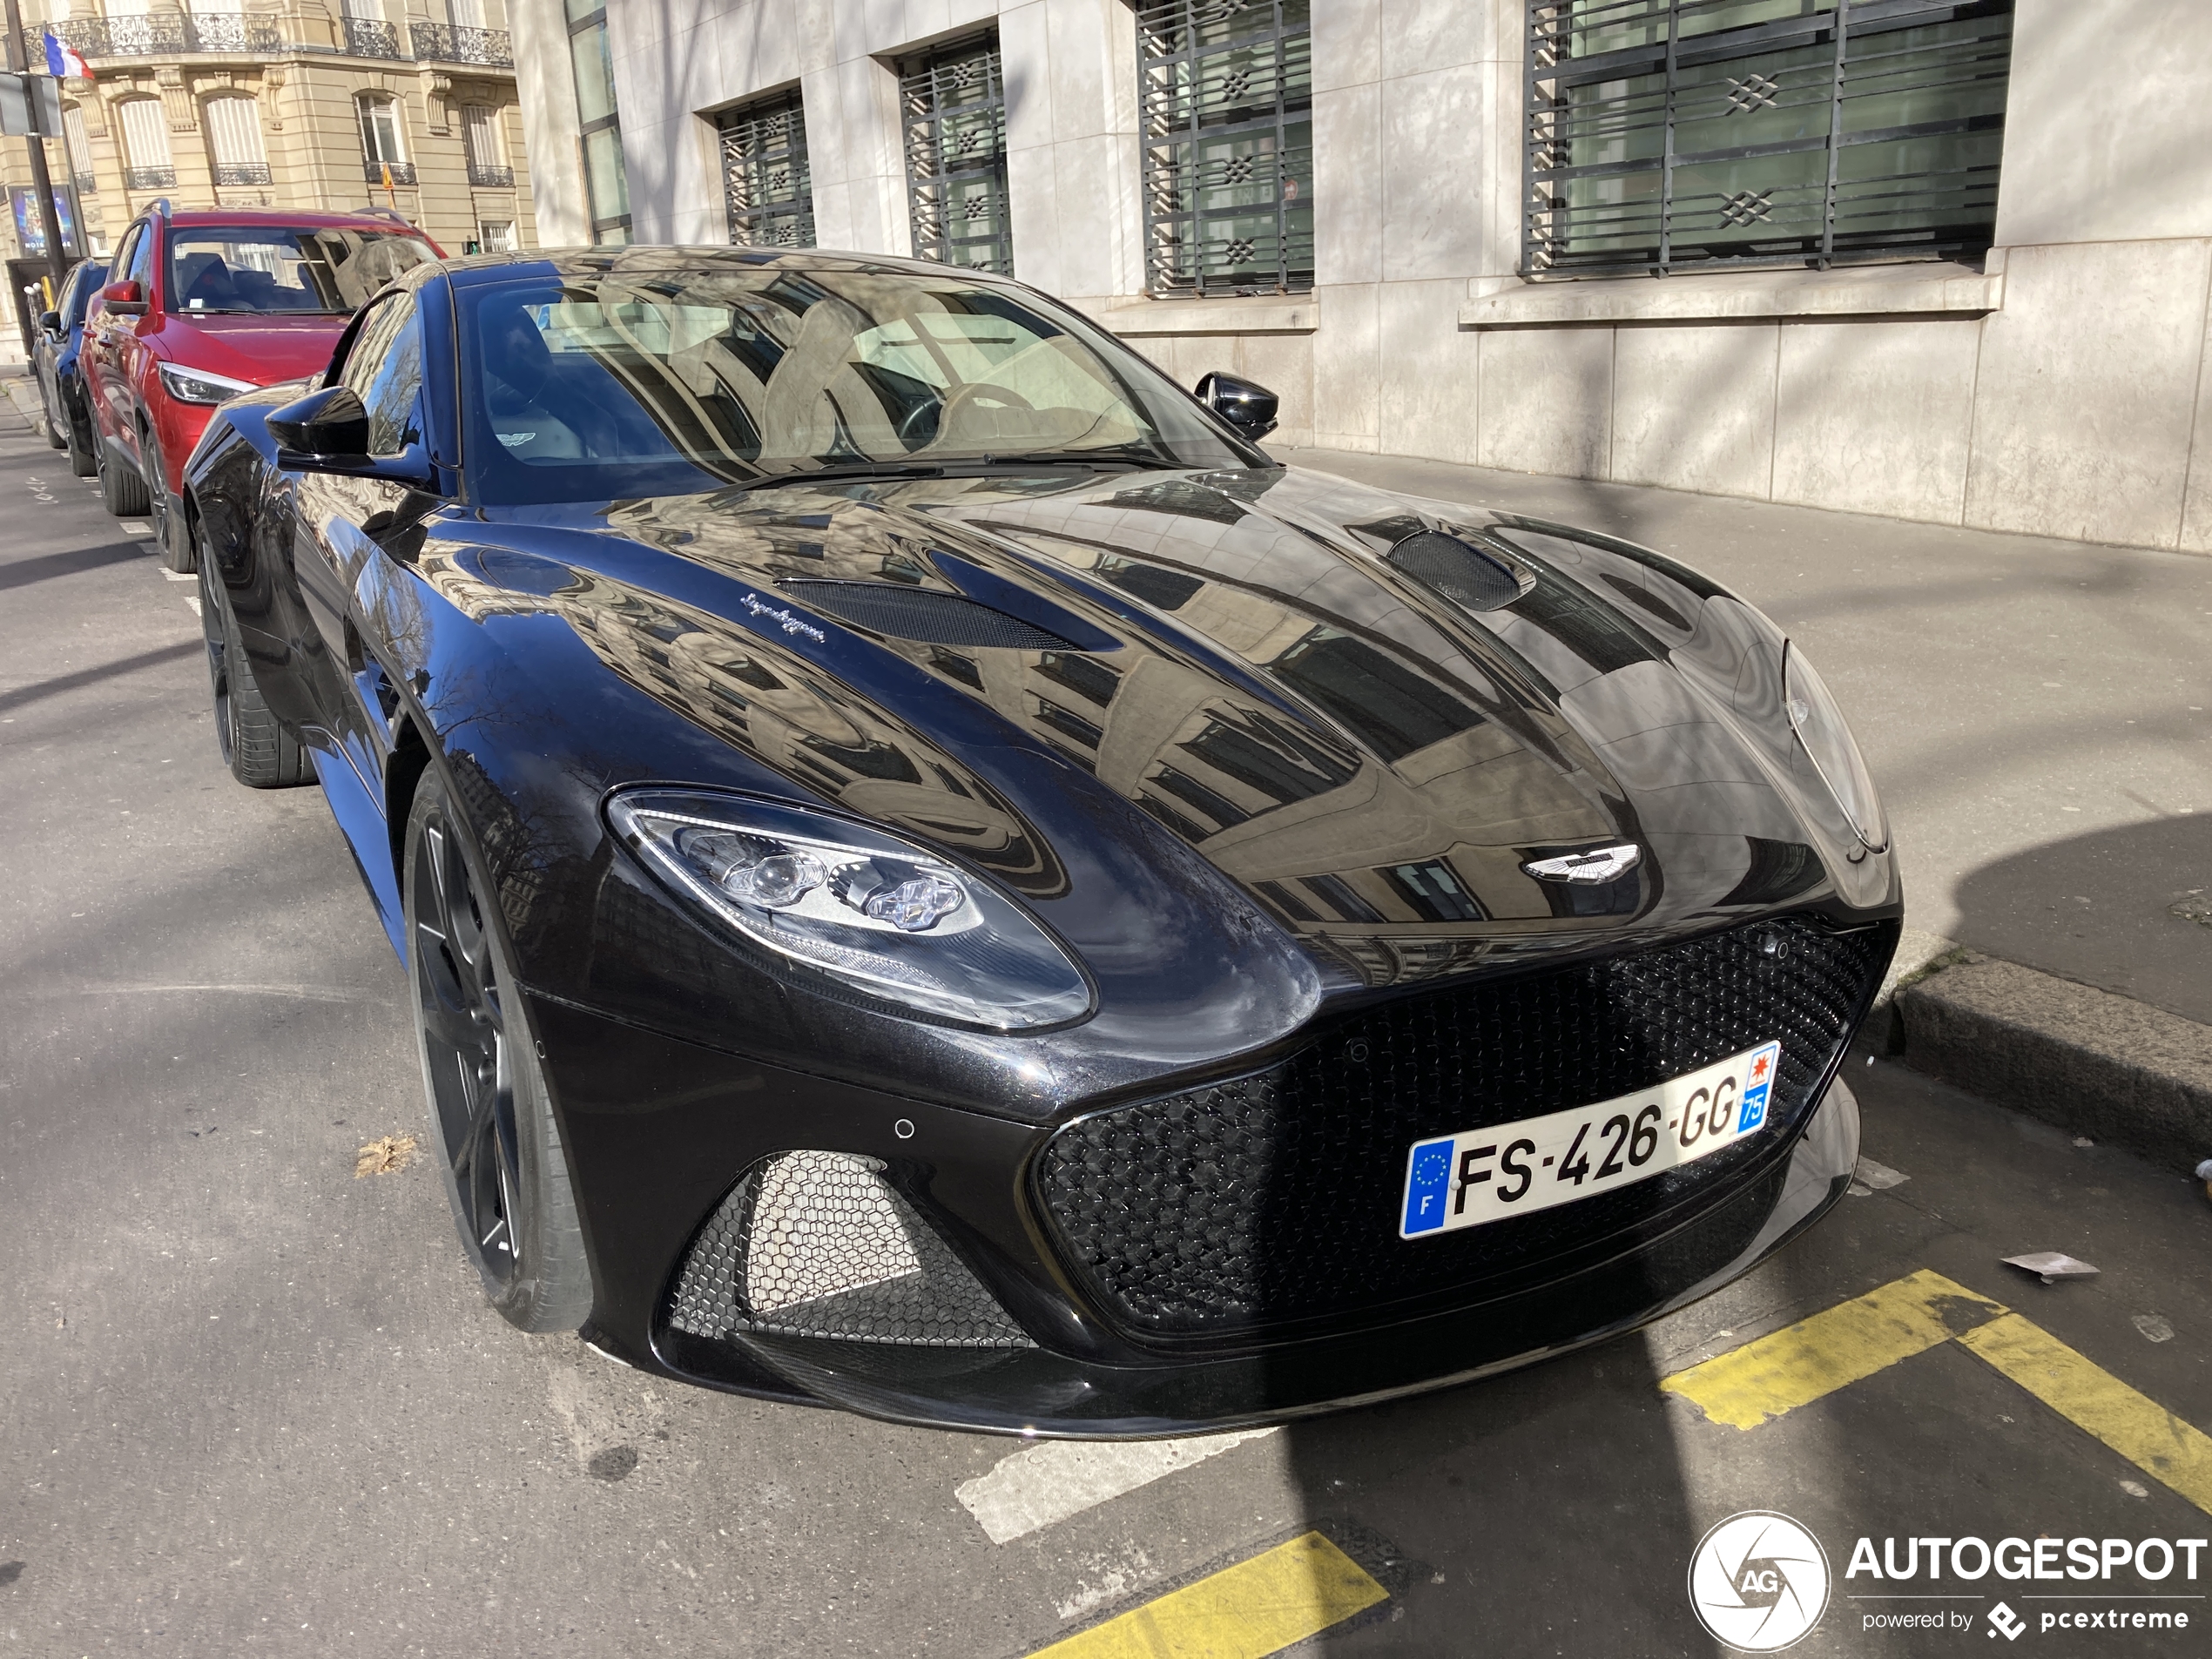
[1,408,2206,1657]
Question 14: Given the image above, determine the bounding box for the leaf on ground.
[354,1134,420,1177]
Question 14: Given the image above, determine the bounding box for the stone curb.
[1889,945,2212,1173]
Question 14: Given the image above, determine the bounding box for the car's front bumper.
[533,992,1862,1439]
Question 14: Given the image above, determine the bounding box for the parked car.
[79,199,440,571]
[31,256,109,478]
[181,247,1899,1436]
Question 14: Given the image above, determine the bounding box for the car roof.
[436,244,1014,290]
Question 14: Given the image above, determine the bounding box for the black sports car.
[183,248,1899,1437]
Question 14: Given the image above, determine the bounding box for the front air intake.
[665,1150,1034,1349]
[1387,531,1524,611]
[782,580,1080,649]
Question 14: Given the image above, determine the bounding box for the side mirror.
[1195,370,1279,439]
[38,309,61,335]
[100,279,147,317]
[268,384,434,487]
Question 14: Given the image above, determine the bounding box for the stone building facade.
[2,0,538,278]
[507,0,2211,554]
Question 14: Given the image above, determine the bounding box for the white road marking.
[181,594,201,617]
[159,568,192,583]
[121,519,152,534]
[1853,1156,1909,1190]
[955,1427,1277,1545]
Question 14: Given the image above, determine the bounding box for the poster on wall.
[10,185,81,259]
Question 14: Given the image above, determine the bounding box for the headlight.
[156,362,257,405]
[1782,642,1887,853]
[608,789,1093,1031]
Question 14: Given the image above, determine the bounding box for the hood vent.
[1388,531,1523,612]
[783,580,1081,650]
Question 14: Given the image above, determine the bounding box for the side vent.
[783,580,1080,650]
[1387,531,1524,612]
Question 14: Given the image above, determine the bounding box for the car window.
[107,228,140,294]
[125,226,155,288]
[342,297,423,456]
[165,226,437,315]
[65,264,108,327]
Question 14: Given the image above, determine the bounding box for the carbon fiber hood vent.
[783,580,1080,649]
[1387,531,1525,611]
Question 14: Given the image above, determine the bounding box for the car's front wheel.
[403,770,593,1334]
[60,393,96,478]
[199,550,312,788]
[95,425,152,518]
[39,381,65,450]
[143,427,193,573]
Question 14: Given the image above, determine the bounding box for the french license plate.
[1399,1041,1781,1238]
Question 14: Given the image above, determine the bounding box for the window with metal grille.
[719,91,815,248]
[900,34,1012,274]
[567,1,630,244]
[1522,0,2014,279]
[1136,0,1312,297]
[205,95,270,185]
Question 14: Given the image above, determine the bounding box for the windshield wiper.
[737,448,1177,491]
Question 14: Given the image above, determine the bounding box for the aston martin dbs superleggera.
[183,247,1899,1436]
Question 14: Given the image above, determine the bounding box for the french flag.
[43,30,92,81]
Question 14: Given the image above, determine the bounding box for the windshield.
[165,226,438,316]
[457,265,1265,505]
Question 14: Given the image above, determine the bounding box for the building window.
[476,219,516,252]
[118,97,174,191]
[1136,0,1312,298]
[205,95,271,187]
[718,90,813,249]
[900,34,1012,275]
[357,93,415,185]
[462,103,512,187]
[567,0,629,243]
[1522,0,2015,278]
[62,103,95,194]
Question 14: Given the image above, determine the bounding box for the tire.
[146,429,194,573]
[62,400,95,477]
[199,552,313,788]
[403,769,594,1333]
[96,429,152,517]
[40,387,65,449]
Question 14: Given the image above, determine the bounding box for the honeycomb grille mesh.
[1036,916,1894,1340]
[667,1150,1034,1349]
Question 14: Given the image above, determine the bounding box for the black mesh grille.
[668,1150,1034,1349]
[1388,531,1524,611]
[1035,915,1894,1342]
[784,581,1077,649]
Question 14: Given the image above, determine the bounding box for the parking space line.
[1959,1314,2212,1514]
[958,1428,1277,1545]
[1026,1532,1386,1659]
[1661,1269,2006,1430]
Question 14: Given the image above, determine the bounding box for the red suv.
[81,200,442,571]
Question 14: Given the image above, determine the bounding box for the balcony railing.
[124,165,177,190]
[364,158,417,186]
[37,15,280,57]
[72,170,96,195]
[410,22,511,66]
[466,162,514,188]
[341,17,403,59]
[214,162,273,186]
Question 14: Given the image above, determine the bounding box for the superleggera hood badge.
[1521,844,1642,885]
[741,593,827,643]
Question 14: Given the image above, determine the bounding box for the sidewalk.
[1285,444,2212,1168]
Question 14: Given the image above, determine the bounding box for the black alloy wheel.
[404,772,591,1332]
[145,426,193,573]
[61,392,96,477]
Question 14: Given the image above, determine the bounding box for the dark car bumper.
[530,937,1874,1439]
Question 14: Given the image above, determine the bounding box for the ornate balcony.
[341,17,404,59]
[34,15,280,57]
[71,171,96,195]
[410,23,512,67]
[364,158,418,186]
[124,165,177,190]
[214,162,273,186]
[467,162,514,188]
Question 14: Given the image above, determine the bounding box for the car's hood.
[437,465,1890,988]
[158,313,346,386]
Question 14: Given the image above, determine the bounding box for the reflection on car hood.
[434,464,1882,988]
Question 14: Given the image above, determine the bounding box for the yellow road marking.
[1661,1269,2006,1429]
[1028,1532,1387,1659]
[1959,1314,2212,1515]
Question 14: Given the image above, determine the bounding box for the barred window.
[1523,0,2014,278]
[719,91,815,249]
[1136,0,1312,298]
[900,34,1012,275]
